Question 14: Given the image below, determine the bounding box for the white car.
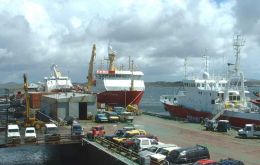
[134,137,164,152]
[7,124,21,144]
[25,127,37,142]
[150,146,180,163]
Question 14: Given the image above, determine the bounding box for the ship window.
[229,96,233,101]
[202,84,205,87]
[237,96,240,101]
[209,93,211,96]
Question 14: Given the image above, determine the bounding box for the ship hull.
[164,103,260,128]
[97,91,144,107]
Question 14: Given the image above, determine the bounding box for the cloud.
[0,0,259,83]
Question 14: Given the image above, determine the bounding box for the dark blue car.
[95,113,108,123]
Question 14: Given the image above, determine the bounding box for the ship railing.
[94,136,140,163]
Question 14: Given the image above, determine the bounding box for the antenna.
[233,34,245,75]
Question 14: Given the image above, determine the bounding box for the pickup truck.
[129,137,164,152]
[87,126,105,140]
[44,123,60,142]
[238,124,260,138]
[7,124,21,144]
[24,127,37,142]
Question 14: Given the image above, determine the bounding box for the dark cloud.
[0,0,259,83]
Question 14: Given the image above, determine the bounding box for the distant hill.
[0,82,22,89]
[145,81,183,87]
[146,79,260,87]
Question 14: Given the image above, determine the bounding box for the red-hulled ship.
[160,35,260,128]
[89,45,145,108]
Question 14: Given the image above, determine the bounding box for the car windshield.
[123,133,135,138]
[147,146,158,152]
[158,149,169,155]
[98,114,106,117]
[73,125,82,131]
[115,130,124,136]
[9,129,18,133]
[26,130,35,133]
[141,139,150,145]
[47,127,57,133]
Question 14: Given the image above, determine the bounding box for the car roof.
[45,123,57,128]
[196,159,216,163]
[161,146,180,151]
[8,124,19,129]
[174,145,207,152]
[25,127,35,130]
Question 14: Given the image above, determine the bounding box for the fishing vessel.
[90,45,145,108]
[160,35,260,128]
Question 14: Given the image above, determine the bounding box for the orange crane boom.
[86,44,96,91]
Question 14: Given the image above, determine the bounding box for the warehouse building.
[40,92,96,121]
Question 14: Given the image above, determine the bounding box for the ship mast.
[184,57,188,79]
[233,34,245,76]
[130,60,134,91]
[203,49,209,73]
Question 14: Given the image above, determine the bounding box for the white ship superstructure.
[44,64,73,92]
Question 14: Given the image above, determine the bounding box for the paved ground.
[79,115,260,165]
[1,114,259,164]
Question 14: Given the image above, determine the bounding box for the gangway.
[212,109,226,120]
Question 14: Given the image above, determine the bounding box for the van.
[44,123,60,142]
[7,124,21,144]
[165,145,210,164]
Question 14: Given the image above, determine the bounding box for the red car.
[87,126,105,140]
[194,159,218,165]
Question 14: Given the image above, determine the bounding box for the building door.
[79,102,88,120]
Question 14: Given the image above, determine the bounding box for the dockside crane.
[23,74,44,129]
[86,44,96,92]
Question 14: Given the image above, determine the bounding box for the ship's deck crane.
[86,44,96,91]
[23,74,44,129]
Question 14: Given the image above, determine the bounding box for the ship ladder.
[212,109,226,120]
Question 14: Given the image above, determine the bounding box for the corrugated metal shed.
[40,92,96,121]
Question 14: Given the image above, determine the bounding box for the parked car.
[139,144,179,165]
[165,145,210,164]
[128,137,162,152]
[113,129,146,143]
[87,125,105,140]
[95,113,108,123]
[218,158,244,165]
[7,124,21,144]
[44,123,60,142]
[193,159,218,165]
[113,107,134,122]
[71,122,84,139]
[104,111,120,122]
[24,127,37,142]
[150,146,181,164]
[105,126,136,140]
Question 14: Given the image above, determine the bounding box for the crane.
[86,44,96,91]
[23,74,44,129]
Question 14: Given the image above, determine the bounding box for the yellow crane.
[86,44,96,91]
[23,74,44,129]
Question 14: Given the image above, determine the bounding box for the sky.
[0,0,260,83]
